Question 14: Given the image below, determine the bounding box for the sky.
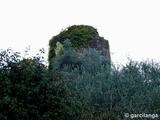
[0,0,160,65]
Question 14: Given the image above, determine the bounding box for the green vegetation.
[48,25,98,67]
[1,40,160,119]
[50,39,160,119]
[0,48,85,120]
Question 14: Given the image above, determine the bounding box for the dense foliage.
[1,39,160,119]
[48,25,98,67]
[0,48,85,120]
[51,39,160,119]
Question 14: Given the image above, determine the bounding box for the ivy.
[48,25,98,67]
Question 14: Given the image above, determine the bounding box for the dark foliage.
[1,40,160,119]
[0,48,84,120]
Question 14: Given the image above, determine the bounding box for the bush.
[1,42,160,119]
[50,39,82,71]
[0,48,85,120]
[51,39,160,119]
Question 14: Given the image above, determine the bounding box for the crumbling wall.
[75,35,111,60]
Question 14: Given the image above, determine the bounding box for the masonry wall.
[75,36,111,60]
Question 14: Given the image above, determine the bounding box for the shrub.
[50,39,82,71]
[0,48,85,120]
[1,42,160,119]
[51,39,160,119]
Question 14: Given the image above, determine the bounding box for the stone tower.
[75,35,111,60]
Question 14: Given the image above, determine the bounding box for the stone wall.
[75,35,111,60]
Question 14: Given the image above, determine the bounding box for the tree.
[0,48,85,120]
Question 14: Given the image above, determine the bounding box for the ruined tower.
[48,25,111,68]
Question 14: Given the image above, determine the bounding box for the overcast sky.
[0,0,160,65]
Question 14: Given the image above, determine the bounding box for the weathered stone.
[75,35,111,60]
